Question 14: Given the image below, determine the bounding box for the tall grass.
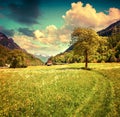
[0,63,120,116]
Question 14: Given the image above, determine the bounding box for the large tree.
[71,28,100,69]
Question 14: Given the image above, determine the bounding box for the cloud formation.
[8,0,40,25]
[63,2,120,30]
[34,25,58,45]
[33,25,70,45]
[18,27,34,37]
[13,34,66,56]
[34,30,45,38]
[13,35,40,53]
[0,26,15,37]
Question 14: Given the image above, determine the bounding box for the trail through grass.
[0,63,120,116]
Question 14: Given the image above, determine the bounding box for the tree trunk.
[85,49,88,69]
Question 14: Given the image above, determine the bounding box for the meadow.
[0,63,120,117]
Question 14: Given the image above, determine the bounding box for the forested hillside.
[0,32,43,67]
[0,45,43,67]
[49,20,120,64]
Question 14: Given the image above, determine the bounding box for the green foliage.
[0,58,5,66]
[0,63,120,116]
[71,28,100,69]
[107,34,120,62]
[108,34,120,49]
[115,42,120,60]
[0,45,43,67]
[50,51,84,65]
[71,28,100,55]
[0,45,11,66]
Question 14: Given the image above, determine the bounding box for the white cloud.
[13,34,41,53]
[46,25,57,34]
[33,25,70,45]
[63,2,120,30]
[34,30,45,39]
[58,32,70,43]
[13,28,69,56]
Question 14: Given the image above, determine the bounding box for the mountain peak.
[0,32,21,50]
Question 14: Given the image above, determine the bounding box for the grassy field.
[0,63,120,117]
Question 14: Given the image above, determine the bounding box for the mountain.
[97,20,120,36]
[0,32,21,49]
[34,54,50,63]
[65,45,74,52]
[0,32,43,67]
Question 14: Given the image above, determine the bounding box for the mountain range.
[0,32,43,67]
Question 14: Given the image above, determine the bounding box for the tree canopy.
[71,28,100,69]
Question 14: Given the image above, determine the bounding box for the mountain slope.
[0,32,21,49]
[0,32,43,67]
[97,20,120,36]
[65,45,74,52]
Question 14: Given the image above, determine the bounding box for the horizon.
[0,0,120,56]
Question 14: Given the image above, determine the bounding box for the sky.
[0,0,120,56]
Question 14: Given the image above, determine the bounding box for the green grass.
[0,63,120,117]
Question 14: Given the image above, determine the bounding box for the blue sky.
[0,0,120,55]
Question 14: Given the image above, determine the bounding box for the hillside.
[0,32,43,67]
[49,20,120,64]
[0,45,43,67]
[0,32,21,49]
[97,20,120,36]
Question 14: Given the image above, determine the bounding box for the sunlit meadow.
[0,63,120,116]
